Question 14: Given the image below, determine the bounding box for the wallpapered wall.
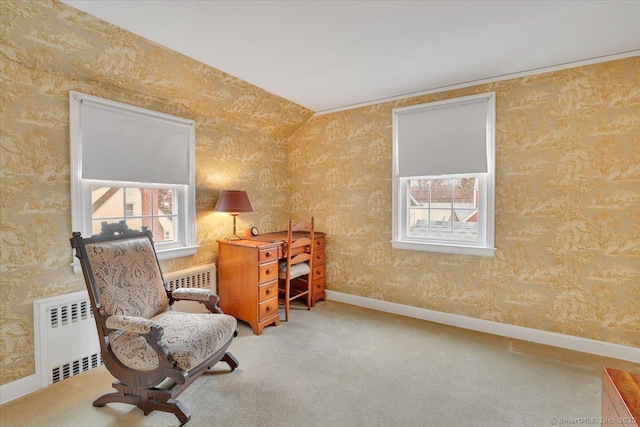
[288,56,640,348]
[1,0,638,389]
[0,0,312,385]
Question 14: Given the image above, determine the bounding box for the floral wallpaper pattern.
[0,0,311,385]
[288,57,640,349]
[1,0,638,388]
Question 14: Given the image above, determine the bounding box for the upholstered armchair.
[70,221,238,424]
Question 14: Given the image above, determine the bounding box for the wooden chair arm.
[170,288,223,314]
[105,315,184,383]
[105,314,161,335]
[172,287,215,301]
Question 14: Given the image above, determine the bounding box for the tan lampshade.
[214,190,253,213]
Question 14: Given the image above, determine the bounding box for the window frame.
[70,92,197,273]
[391,93,496,257]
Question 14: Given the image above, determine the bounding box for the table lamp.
[214,190,253,240]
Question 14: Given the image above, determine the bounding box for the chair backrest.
[292,220,312,232]
[286,217,314,266]
[71,221,169,319]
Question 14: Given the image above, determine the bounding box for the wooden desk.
[247,231,326,306]
[602,367,639,426]
[217,231,326,335]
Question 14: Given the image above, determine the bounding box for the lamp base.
[226,214,241,241]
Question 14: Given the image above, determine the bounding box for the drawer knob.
[266,288,272,295]
[266,251,272,257]
[266,306,272,312]
[266,269,272,274]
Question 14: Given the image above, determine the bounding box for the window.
[70,91,197,272]
[408,176,482,241]
[91,185,179,246]
[392,93,495,256]
[124,202,135,217]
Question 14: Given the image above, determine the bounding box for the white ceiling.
[61,1,640,113]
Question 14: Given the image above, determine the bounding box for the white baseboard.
[326,290,640,363]
[0,373,41,405]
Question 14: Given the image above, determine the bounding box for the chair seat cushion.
[278,261,310,279]
[109,311,237,371]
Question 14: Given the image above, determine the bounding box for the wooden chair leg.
[93,381,191,425]
[285,283,290,322]
[222,353,239,371]
[93,390,139,408]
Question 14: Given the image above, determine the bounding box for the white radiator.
[33,290,102,387]
[33,263,216,386]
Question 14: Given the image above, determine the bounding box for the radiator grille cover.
[34,290,102,386]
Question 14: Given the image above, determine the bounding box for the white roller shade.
[395,94,492,177]
[80,99,193,185]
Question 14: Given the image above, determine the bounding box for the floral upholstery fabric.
[85,237,169,318]
[109,311,238,371]
[105,315,159,334]
[172,287,213,302]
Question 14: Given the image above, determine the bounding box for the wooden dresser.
[602,367,639,427]
[217,231,326,335]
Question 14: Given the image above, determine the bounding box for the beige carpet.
[1,301,637,427]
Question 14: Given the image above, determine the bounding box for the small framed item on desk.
[250,226,259,236]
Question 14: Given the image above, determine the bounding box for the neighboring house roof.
[92,187,119,213]
[462,211,478,222]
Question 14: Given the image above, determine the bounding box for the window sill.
[156,245,198,260]
[71,244,199,274]
[391,240,495,257]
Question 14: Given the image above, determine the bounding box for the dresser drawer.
[312,248,325,265]
[259,280,277,302]
[259,247,278,263]
[313,277,325,297]
[313,237,325,251]
[259,297,278,321]
[259,261,278,284]
[312,263,325,280]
